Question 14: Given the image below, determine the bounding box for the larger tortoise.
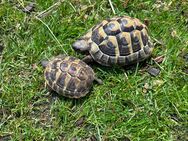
[72,16,154,66]
[42,55,102,98]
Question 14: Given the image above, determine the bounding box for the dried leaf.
[153,0,172,11]
[143,83,150,94]
[182,10,188,18]
[180,48,188,61]
[84,14,88,19]
[36,1,63,18]
[183,69,188,74]
[153,55,165,63]
[81,135,97,141]
[32,63,37,70]
[118,136,131,141]
[153,0,164,9]
[80,5,93,12]
[22,2,35,14]
[90,135,97,141]
[0,135,11,141]
[153,38,164,46]
[0,43,4,54]
[75,116,86,127]
[171,30,177,37]
[170,113,181,122]
[123,0,130,8]
[183,53,188,62]
[144,83,150,90]
[144,18,150,27]
[147,67,160,77]
[153,80,164,87]
[186,41,188,46]
[71,137,78,141]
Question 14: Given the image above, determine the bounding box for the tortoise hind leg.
[82,55,94,64]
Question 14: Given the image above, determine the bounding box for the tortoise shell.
[44,56,95,98]
[74,16,154,66]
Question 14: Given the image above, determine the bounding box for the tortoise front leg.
[45,82,53,92]
[83,55,103,84]
[82,55,94,64]
[94,77,103,85]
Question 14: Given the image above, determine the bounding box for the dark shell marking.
[44,56,95,98]
[85,16,153,66]
[103,21,121,35]
[99,43,116,56]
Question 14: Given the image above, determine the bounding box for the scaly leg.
[82,55,94,64]
[94,77,103,85]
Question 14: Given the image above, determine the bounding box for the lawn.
[0,0,188,140]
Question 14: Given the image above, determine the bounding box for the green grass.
[1,0,188,140]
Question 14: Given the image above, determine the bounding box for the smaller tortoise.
[72,16,154,66]
[42,55,102,98]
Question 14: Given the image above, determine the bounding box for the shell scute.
[77,85,86,93]
[118,18,134,32]
[103,21,121,35]
[92,20,109,31]
[99,43,115,56]
[77,68,87,81]
[108,56,116,65]
[116,34,129,46]
[141,29,149,46]
[130,31,142,53]
[56,73,67,88]
[68,56,77,62]
[50,60,59,69]
[60,62,69,72]
[116,32,131,56]
[47,70,56,82]
[91,28,104,45]
[68,63,78,77]
[66,77,77,92]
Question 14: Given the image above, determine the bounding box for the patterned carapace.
[44,56,95,98]
[73,16,154,66]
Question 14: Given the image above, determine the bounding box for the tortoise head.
[41,60,49,68]
[72,39,90,53]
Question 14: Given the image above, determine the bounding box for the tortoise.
[42,55,102,98]
[72,16,154,66]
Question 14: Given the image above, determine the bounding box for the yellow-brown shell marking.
[85,16,154,66]
[44,56,95,98]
